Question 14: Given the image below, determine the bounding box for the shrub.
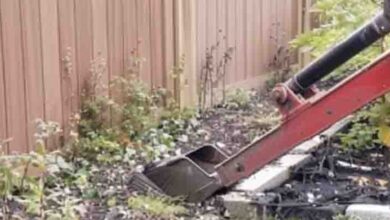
[293,0,390,150]
[291,0,384,79]
[72,53,196,165]
[225,88,251,109]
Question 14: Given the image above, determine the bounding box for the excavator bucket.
[129,145,228,202]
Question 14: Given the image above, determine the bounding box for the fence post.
[297,0,313,69]
[173,0,197,107]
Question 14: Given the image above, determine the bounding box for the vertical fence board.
[254,0,263,75]
[196,0,208,104]
[107,0,124,89]
[20,0,45,150]
[245,0,254,79]
[226,0,237,84]
[196,0,207,93]
[0,0,28,153]
[217,0,227,86]
[217,0,226,58]
[40,0,62,149]
[162,0,175,94]
[92,0,108,93]
[136,0,152,86]
[58,0,78,142]
[182,0,198,106]
[75,0,93,96]
[206,0,217,49]
[0,6,8,152]
[235,0,246,81]
[123,0,138,77]
[261,0,271,70]
[150,0,164,88]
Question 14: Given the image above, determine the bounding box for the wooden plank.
[226,0,237,84]
[245,0,254,79]
[196,0,207,98]
[0,0,28,153]
[285,0,293,41]
[290,0,299,38]
[179,0,197,106]
[123,0,138,77]
[217,0,227,85]
[269,0,278,66]
[206,0,217,49]
[217,0,227,57]
[58,0,79,141]
[297,0,304,68]
[0,5,8,153]
[261,0,272,71]
[40,0,62,149]
[150,0,164,88]
[107,0,124,89]
[162,0,175,94]
[74,0,93,96]
[92,0,109,95]
[254,0,264,76]
[136,0,152,86]
[303,0,312,65]
[235,0,246,81]
[278,0,287,43]
[0,0,28,152]
[20,0,45,151]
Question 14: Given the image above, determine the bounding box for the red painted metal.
[216,52,390,187]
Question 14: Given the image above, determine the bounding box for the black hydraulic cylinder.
[288,9,390,93]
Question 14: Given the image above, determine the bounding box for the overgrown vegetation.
[0,120,81,219]
[291,0,385,79]
[292,0,390,150]
[73,52,196,165]
[0,48,198,219]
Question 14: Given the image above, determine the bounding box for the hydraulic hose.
[288,0,390,93]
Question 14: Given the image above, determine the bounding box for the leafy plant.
[224,88,252,109]
[294,0,390,150]
[127,195,186,218]
[291,0,385,79]
[339,120,380,150]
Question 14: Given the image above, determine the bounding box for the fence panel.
[1,0,28,153]
[0,0,301,153]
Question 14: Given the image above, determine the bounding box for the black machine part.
[288,0,390,94]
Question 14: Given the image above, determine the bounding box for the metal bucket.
[129,145,228,202]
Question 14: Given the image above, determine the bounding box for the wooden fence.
[0,0,301,153]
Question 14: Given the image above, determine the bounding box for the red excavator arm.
[217,53,390,186]
[130,0,390,202]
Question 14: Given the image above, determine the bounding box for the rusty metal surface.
[142,145,228,202]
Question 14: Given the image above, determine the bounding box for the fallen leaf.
[378,124,390,147]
